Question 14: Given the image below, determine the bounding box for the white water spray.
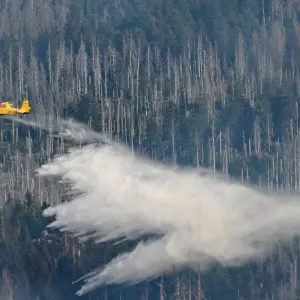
[31,120,300,296]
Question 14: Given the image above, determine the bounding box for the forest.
[0,0,300,299]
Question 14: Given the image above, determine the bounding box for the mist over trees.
[0,0,300,299]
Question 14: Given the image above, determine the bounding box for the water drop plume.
[35,128,300,296]
[4,114,108,144]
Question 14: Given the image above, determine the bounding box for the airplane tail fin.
[20,99,31,113]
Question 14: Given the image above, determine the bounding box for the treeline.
[0,192,78,300]
[0,0,298,193]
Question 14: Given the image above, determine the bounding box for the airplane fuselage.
[0,100,31,115]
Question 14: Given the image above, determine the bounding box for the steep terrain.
[0,0,300,299]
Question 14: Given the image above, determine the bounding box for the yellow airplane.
[0,99,31,116]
